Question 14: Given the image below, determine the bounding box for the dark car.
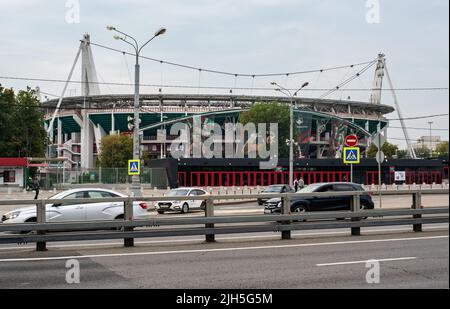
[258,185,295,205]
[264,182,374,214]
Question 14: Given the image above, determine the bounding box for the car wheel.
[200,201,206,210]
[360,202,369,220]
[157,210,165,215]
[21,217,36,234]
[181,203,189,214]
[293,205,307,222]
[113,215,125,231]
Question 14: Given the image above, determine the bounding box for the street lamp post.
[428,121,433,156]
[271,82,309,187]
[107,26,166,197]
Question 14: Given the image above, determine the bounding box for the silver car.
[1,188,149,227]
[155,188,208,214]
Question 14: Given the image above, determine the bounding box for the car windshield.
[264,186,284,193]
[298,185,321,193]
[167,189,190,197]
[48,191,75,200]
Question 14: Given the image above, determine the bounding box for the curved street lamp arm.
[113,28,139,50]
[119,37,138,54]
[139,35,158,54]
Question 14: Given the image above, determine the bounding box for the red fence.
[178,171,350,187]
[178,169,444,187]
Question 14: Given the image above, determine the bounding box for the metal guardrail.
[0,189,448,251]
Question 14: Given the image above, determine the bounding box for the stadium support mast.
[384,64,417,159]
[80,34,101,169]
[370,53,385,105]
[369,53,417,158]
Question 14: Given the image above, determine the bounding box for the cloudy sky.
[0,0,448,148]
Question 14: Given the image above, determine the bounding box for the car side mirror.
[52,203,62,207]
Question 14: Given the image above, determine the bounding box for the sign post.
[373,130,387,208]
[343,147,360,183]
[344,135,359,183]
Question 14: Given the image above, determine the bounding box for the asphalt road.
[0,227,448,289]
[0,195,448,289]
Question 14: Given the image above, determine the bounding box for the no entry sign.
[345,135,359,147]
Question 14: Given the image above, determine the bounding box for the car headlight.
[172,201,182,205]
[277,202,282,208]
[5,211,21,220]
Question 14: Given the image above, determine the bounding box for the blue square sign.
[128,160,141,175]
[343,147,360,164]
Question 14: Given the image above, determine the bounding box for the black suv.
[258,185,295,205]
[264,182,374,214]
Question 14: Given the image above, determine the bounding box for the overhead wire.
[85,40,377,78]
[1,75,447,93]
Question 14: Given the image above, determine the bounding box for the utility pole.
[428,122,433,156]
[107,26,166,197]
[271,82,309,187]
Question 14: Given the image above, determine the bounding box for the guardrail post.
[281,195,291,240]
[412,192,422,232]
[36,199,47,252]
[205,198,215,242]
[124,197,134,247]
[350,194,361,236]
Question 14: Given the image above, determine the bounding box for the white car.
[1,188,149,227]
[155,188,208,214]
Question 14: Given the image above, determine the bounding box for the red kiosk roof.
[0,158,28,167]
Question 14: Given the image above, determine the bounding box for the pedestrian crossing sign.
[128,160,141,175]
[343,147,360,164]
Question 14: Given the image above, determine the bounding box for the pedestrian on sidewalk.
[31,177,40,200]
[299,177,305,190]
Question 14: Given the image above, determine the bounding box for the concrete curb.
[214,199,257,206]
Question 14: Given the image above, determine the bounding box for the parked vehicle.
[257,185,295,205]
[154,188,208,214]
[263,182,374,215]
[1,188,149,229]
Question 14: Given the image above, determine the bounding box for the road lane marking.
[0,235,447,262]
[317,257,417,267]
[0,225,448,251]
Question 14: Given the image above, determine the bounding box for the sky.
[0,0,448,149]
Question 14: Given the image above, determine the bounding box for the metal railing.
[0,189,448,252]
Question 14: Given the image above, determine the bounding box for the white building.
[412,136,442,151]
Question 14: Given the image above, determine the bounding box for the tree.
[396,149,408,159]
[367,142,399,159]
[435,141,449,157]
[415,146,431,158]
[98,134,133,168]
[240,102,290,158]
[0,86,48,157]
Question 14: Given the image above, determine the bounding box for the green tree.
[435,141,449,157]
[367,142,399,159]
[240,102,289,158]
[396,149,409,159]
[415,145,431,158]
[98,134,133,168]
[0,86,48,157]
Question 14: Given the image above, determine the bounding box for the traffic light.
[127,115,142,131]
[127,116,134,131]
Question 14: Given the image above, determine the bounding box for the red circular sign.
[345,135,359,147]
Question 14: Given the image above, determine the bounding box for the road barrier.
[0,189,448,252]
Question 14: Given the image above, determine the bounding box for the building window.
[4,171,16,183]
